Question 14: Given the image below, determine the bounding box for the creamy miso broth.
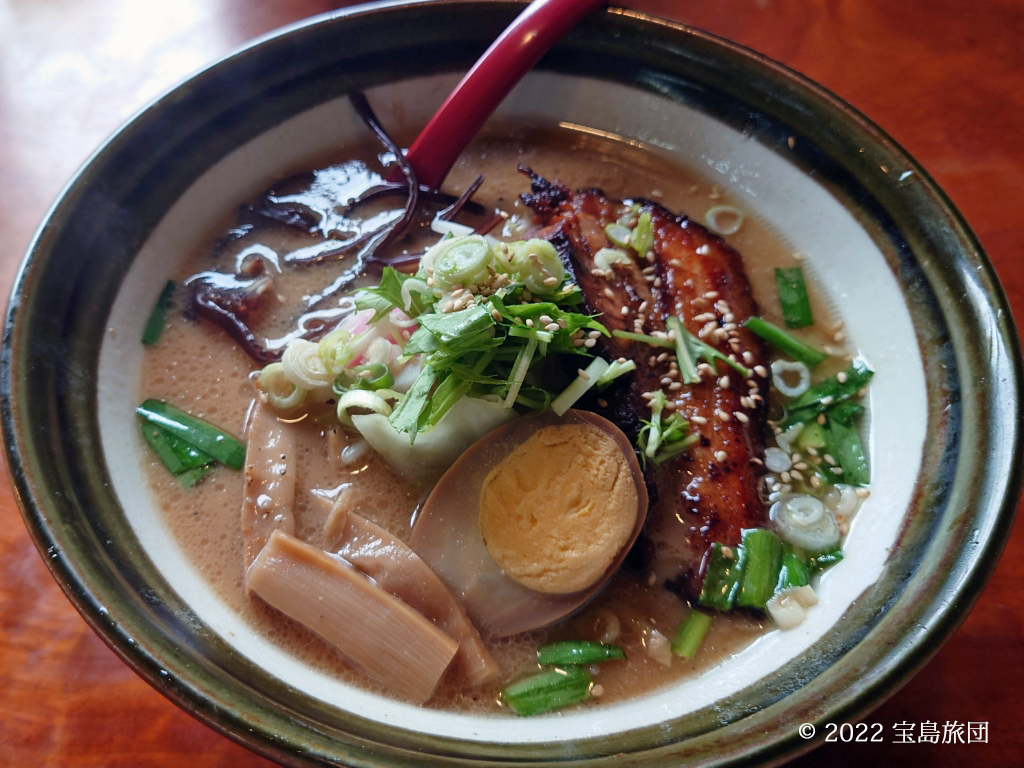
[139,122,865,713]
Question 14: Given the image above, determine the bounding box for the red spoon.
[402,0,608,189]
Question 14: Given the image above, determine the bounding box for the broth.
[140,122,849,713]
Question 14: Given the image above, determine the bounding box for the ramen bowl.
[2,1,1020,765]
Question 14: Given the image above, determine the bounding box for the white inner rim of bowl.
[98,71,926,742]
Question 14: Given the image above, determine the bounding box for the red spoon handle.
[403,0,607,189]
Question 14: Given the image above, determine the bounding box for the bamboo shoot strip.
[325,501,499,686]
[136,399,245,469]
[241,401,296,568]
[247,530,458,705]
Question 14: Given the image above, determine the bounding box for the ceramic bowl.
[3,1,1021,765]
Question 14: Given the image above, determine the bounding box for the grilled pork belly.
[522,168,769,600]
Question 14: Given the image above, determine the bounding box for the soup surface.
[139,122,856,713]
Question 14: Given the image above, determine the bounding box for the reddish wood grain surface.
[1,1,1021,765]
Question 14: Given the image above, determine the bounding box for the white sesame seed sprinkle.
[578,368,591,381]
[735,412,749,423]
[715,450,728,462]
[715,409,731,422]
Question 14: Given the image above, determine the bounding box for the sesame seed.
[722,546,734,560]
[715,450,728,462]
[584,338,597,348]
[546,322,560,332]
[740,396,753,409]
[823,454,837,466]
[806,446,819,456]
[837,371,848,384]
[810,475,822,489]
[781,471,792,483]
[834,330,846,341]
[794,462,809,471]
[603,287,615,299]
[791,469,804,481]
[704,291,719,300]
[578,368,591,381]
[817,414,827,425]
[753,365,767,377]
[715,409,731,422]
[592,684,605,698]
[660,376,673,386]
[690,415,707,425]
[718,376,730,389]
[620,306,629,316]
[538,314,552,324]
[668,382,682,391]
[646,250,656,262]
[832,466,845,475]
[821,395,834,405]
[750,457,763,466]
[735,412,749,423]
[855,488,871,499]
[642,266,655,275]
[525,318,534,327]
[653,277,662,288]
[491,309,502,321]
[857,387,867,398]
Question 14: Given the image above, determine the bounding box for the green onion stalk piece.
[636,390,699,466]
[604,222,632,249]
[259,363,308,410]
[596,358,636,390]
[174,464,214,488]
[776,544,811,591]
[774,267,814,328]
[742,316,828,367]
[502,666,592,716]
[138,418,213,476]
[808,546,844,575]
[631,211,654,255]
[736,529,783,609]
[823,407,870,485]
[698,542,746,611]
[141,280,176,346]
[780,359,874,429]
[551,356,609,416]
[136,399,245,470]
[537,641,626,666]
[671,610,713,660]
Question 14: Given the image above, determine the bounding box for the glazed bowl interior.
[3,1,1020,766]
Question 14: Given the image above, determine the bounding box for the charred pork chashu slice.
[522,168,769,600]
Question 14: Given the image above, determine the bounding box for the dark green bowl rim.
[3,2,1021,766]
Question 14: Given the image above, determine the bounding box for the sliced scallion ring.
[704,205,745,236]
[771,359,811,397]
[258,363,308,410]
[604,222,633,248]
[337,389,395,427]
[770,493,840,552]
[593,247,632,271]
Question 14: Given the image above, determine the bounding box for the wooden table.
[1,1,1021,765]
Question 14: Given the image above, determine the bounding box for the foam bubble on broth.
[139,122,840,712]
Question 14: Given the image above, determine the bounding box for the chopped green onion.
[631,211,654,255]
[551,356,609,415]
[825,414,870,486]
[604,222,632,248]
[502,667,592,716]
[736,529,783,610]
[259,363,308,410]
[138,418,213,475]
[136,400,245,470]
[175,464,214,488]
[780,360,874,429]
[774,267,813,328]
[776,544,811,591]
[508,325,554,343]
[336,389,395,427]
[743,317,827,367]
[593,247,631,271]
[666,317,699,384]
[611,329,674,349]
[537,641,625,666]
[503,337,538,408]
[671,610,713,659]
[636,390,699,465]
[698,542,746,611]
[808,546,844,575]
[141,280,175,346]
[596,358,636,389]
